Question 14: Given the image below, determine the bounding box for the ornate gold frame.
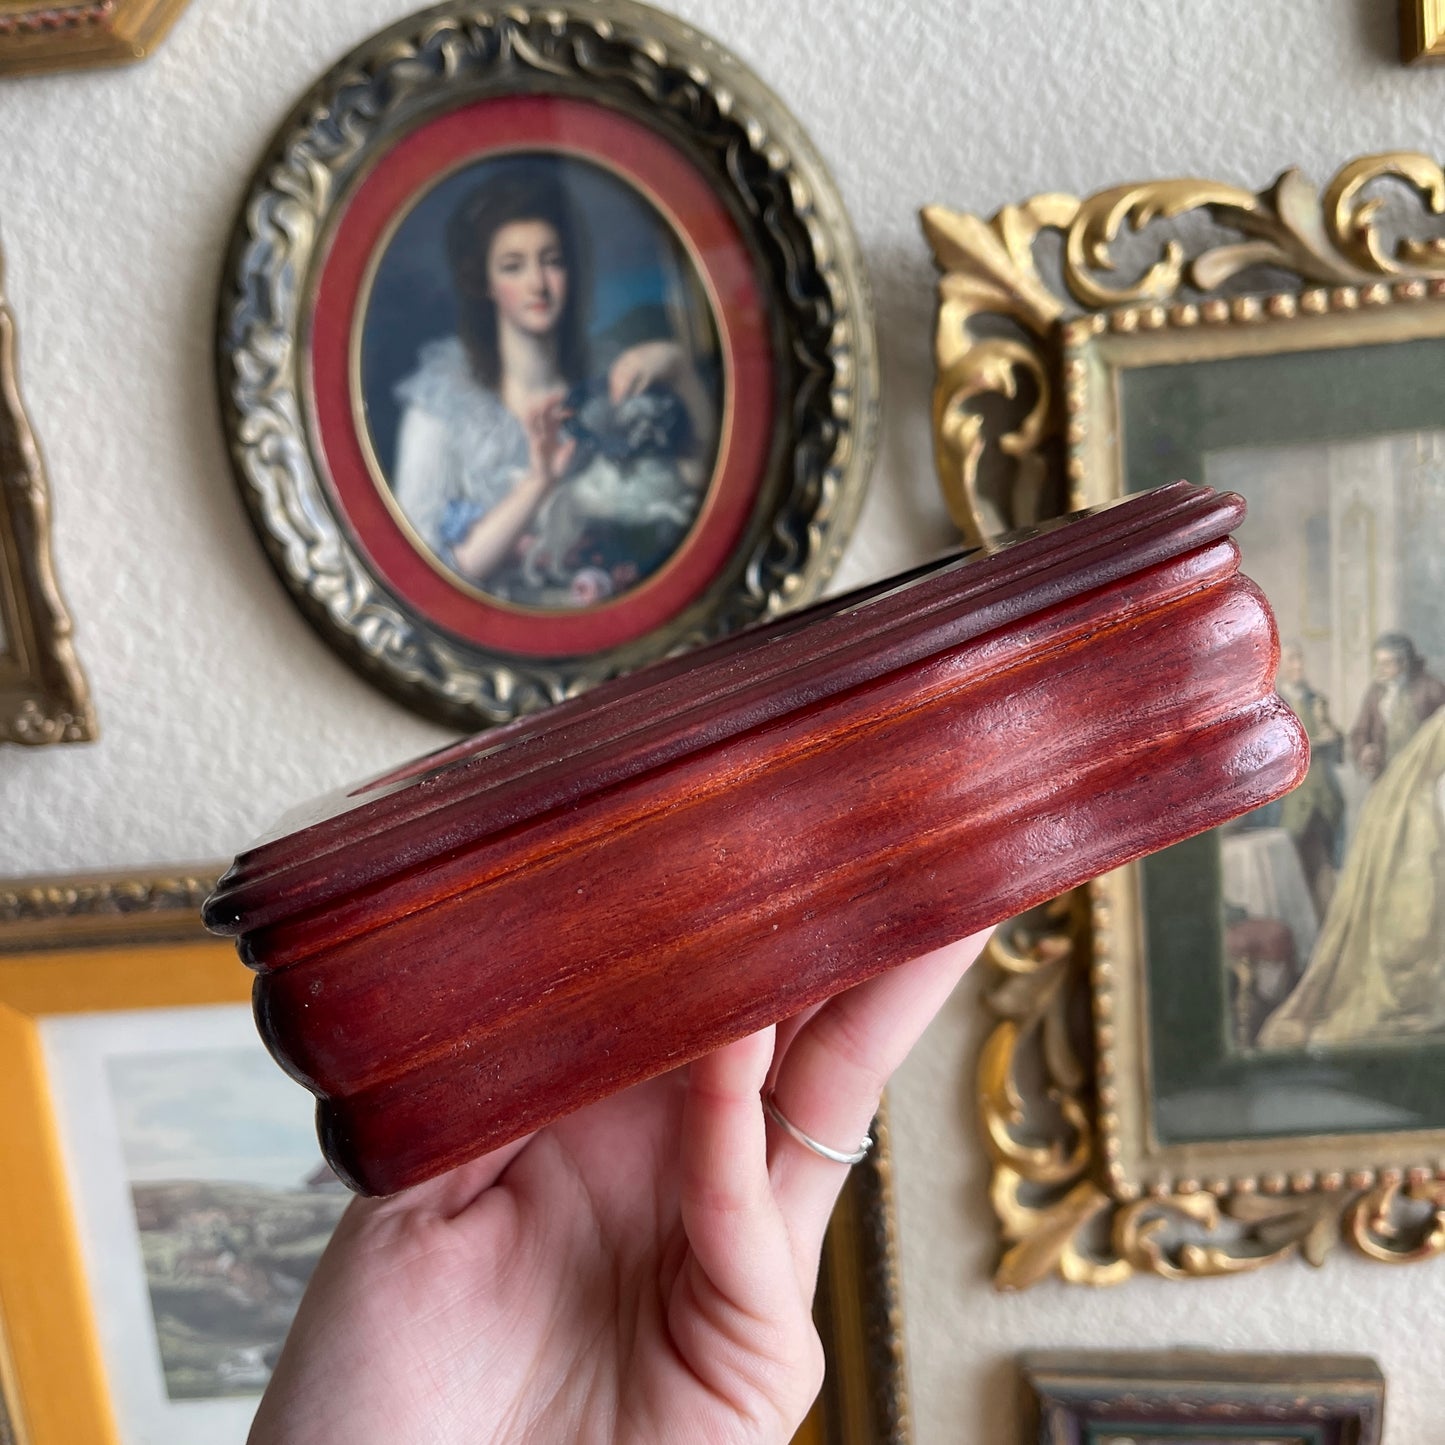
[1401,0,1445,61]
[0,870,908,1443]
[0,0,192,75]
[926,152,1445,1286]
[0,247,94,746]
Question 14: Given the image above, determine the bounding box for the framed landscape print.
[217,0,877,729]
[1021,1351,1385,1445]
[0,870,908,1444]
[0,871,338,1445]
[927,153,1445,1284]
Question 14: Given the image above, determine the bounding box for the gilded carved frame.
[0,246,94,746]
[0,0,192,75]
[926,153,1445,1286]
[1401,0,1445,62]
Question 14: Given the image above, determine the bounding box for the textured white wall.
[1,0,1442,1439]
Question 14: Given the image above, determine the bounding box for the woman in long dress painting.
[1260,703,1445,1048]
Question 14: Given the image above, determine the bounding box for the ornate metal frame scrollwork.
[928,153,1445,1286]
[218,0,877,730]
[0,244,95,747]
[0,0,193,76]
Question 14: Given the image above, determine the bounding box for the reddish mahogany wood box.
[206,482,1307,1196]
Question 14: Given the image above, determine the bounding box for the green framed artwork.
[1067,283,1445,1189]
[927,152,1445,1284]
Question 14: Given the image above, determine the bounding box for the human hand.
[608,338,688,403]
[247,930,990,1445]
[521,387,576,484]
[1359,743,1381,777]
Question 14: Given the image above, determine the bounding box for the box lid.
[204,480,1243,937]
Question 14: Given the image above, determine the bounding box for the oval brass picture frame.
[217,0,877,729]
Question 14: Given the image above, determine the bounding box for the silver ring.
[763,1089,872,1166]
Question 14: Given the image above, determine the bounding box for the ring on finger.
[763,1089,872,1167]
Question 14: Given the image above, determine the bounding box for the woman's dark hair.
[446,166,590,390]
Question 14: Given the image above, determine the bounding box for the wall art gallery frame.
[0,241,94,747]
[1401,0,1445,62]
[0,0,193,75]
[926,151,1445,1285]
[217,0,877,730]
[0,869,909,1445]
[1020,1350,1385,1444]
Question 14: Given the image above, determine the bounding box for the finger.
[766,930,991,1282]
[769,1001,824,1077]
[609,359,634,404]
[678,1026,795,1316]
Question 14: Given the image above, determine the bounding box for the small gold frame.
[1401,0,1445,62]
[926,153,1445,1287]
[1022,1350,1385,1443]
[0,246,94,746]
[0,870,908,1443]
[0,0,192,77]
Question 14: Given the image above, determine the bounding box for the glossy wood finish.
[206,483,1308,1195]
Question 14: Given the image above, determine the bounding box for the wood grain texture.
[206,483,1309,1195]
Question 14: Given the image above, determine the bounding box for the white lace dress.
[390,337,530,570]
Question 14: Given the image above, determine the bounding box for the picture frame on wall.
[0,870,908,1445]
[0,0,194,76]
[1021,1350,1385,1444]
[1400,0,1445,62]
[217,0,877,730]
[0,243,95,747]
[926,152,1445,1285]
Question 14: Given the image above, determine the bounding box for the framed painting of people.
[0,870,909,1445]
[927,153,1445,1283]
[1067,285,1445,1189]
[218,0,877,729]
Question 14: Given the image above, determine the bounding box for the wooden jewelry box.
[206,482,1307,1195]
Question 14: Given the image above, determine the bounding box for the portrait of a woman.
[384,164,718,608]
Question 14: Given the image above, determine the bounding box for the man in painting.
[1348,632,1445,783]
[1274,643,1344,917]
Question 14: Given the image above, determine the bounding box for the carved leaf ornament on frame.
[927,152,1445,1286]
